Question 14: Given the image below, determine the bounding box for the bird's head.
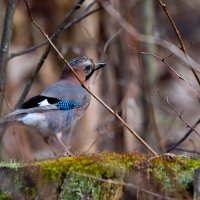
[60,56,106,83]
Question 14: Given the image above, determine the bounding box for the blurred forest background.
[0,0,200,161]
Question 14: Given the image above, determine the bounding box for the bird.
[0,56,106,155]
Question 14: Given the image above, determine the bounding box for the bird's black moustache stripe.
[85,68,96,80]
[85,63,106,80]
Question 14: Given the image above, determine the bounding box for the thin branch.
[14,47,50,108]
[0,0,17,114]
[2,93,12,111]
[8,41,48,59]
[86,81,142,153]
[24,1,158,156]
[86,116,114,153]
[99,1,200,74]
[157,0,200,85]
[165,96,200,137]
[166,119,200,153]
[139,51,200,95]
[158,91,200,138]
[8,0,85,60]
[84,0,97,12]
[8,1,99,60]
[103,29,123,57]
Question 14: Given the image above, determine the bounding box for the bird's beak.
[94,62,107,71]
[86,62,107,80]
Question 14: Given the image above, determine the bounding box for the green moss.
[60,174,101,200]
[59,171,124,199]
[13,170,37,199]
[100,181,122,199]
[39,152,142,181]
[0,160,23,169]
[39,152,142,199]
[1,152,200,199]
[150,155,200,195]
[0,189,11,200]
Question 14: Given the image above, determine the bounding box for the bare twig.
[14,46,51,108]
[8,1,99,60]
[100,1,200,74]
[139,51,200,95]
[166,119,200,153]
[86,82,140,153]
[159,91,200,153]
[8,41,48,59]
[103,29,123,57]
[0,0,17,114]
[86,116,114,152]
[157,0,200,85]
[158,91,200,138]
[2,93,12,111]
[84,0,97,12]
[24,1,158,156]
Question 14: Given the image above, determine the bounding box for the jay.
[0,56,106,155]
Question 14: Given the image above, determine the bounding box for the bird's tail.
[0,104,66,139]
[0,111,21,139]
[0,105,59,138]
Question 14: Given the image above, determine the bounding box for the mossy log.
[0,152,199,199]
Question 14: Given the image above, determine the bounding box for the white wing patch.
[38,99,50,107]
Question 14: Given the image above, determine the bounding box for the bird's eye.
[84,65,92,72]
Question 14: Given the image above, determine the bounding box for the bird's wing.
[21,95,80,110]
[21,95,59,109]
[0,95,80,124]
[0,80,90,126]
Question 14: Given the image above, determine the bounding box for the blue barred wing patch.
[56,101,80,110]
